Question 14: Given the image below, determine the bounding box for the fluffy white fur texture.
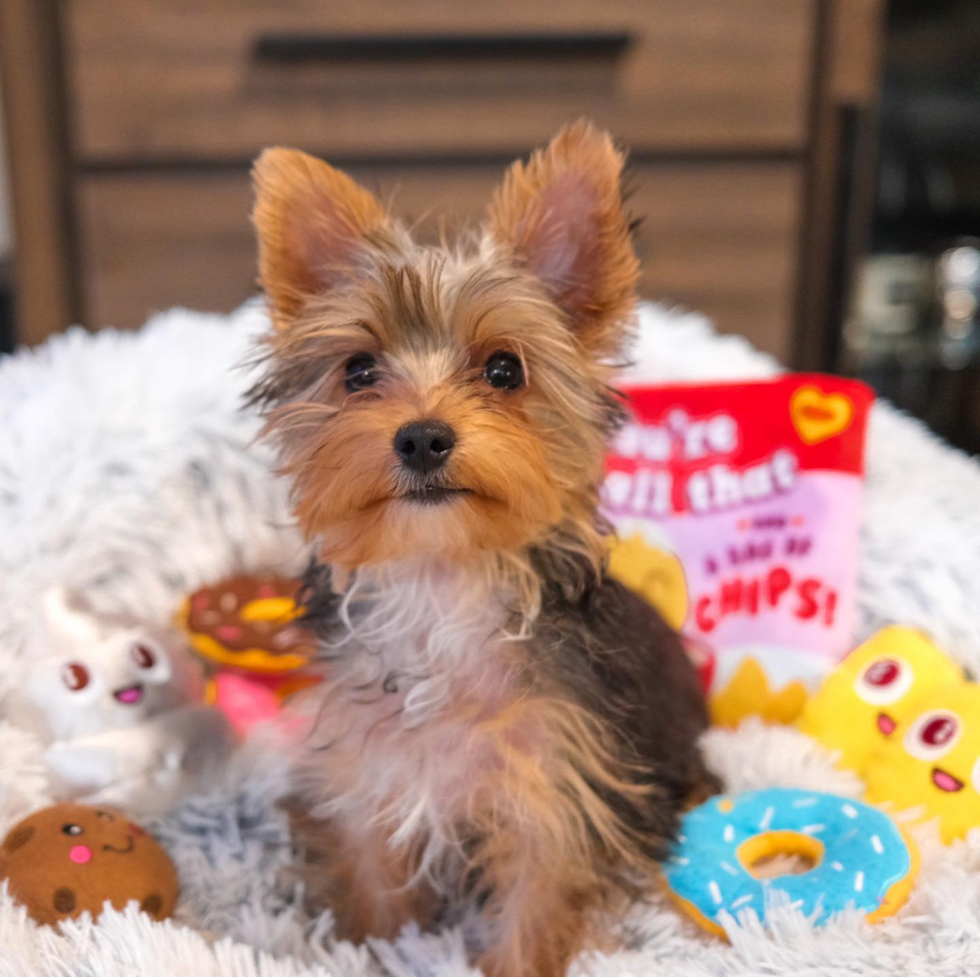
[1,301,980,976]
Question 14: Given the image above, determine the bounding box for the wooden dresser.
[0,0,884,363]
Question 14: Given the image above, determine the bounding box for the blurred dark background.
[0,0,978,450]
[843,0,980,452]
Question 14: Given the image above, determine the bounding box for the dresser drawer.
[77,161,800,358]
[67,0,813,161]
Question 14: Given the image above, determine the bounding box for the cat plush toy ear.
[41,588,102,648]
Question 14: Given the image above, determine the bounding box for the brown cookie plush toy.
[0,803,178,925]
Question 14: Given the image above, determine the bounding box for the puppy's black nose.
[393,420,456,473]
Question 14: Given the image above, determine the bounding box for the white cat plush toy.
[4,589,234,814]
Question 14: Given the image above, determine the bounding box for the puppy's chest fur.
[296,572,531,850]
[294,560,711,902]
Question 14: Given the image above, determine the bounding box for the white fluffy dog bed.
[1,301,980,976]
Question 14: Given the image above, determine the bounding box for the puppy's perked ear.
[485,120,640,354]
[251,148,390,328]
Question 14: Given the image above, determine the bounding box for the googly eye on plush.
[484,351,525,391]
[130,644,156,669]
[853,657,914,706]
[124,640,171,684]
[344,354,379,393]
[61,662,91,693]
[61,823,83,836]
[904,710,961,761]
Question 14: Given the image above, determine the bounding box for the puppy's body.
[250,122,714,976]
[292,556,707,974]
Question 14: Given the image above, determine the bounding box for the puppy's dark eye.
[62,824,83,836]
[344,354,378,393]
[484,352,524,391]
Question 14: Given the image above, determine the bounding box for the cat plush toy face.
[7,589,199,742]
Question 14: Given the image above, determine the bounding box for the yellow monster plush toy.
[798,626,980,842]
[864,682,980,843]
[798,626,964,770]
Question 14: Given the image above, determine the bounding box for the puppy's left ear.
[485,121,639,354]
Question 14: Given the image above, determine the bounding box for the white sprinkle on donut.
[721,861,738,876]
[832,861,844,871]
[709,881,723,905]
[801,824,825,834]
[854,871,865,893]
[871,835,884,854]
[841,803,859,819]
[732,894,754,909]
[792,797,818,808]
[674,857,690,865]
[759,806,775,830]
[723,824,734,843]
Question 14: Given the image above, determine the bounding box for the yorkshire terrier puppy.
[250,121,714,977]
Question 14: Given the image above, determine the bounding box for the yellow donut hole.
[736,830,825,880]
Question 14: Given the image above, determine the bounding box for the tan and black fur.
[250,121,715,977]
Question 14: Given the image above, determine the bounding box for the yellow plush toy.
[607,532,689,631]
[796,626,980,842]
[710,657,808,728]
[865,682,980,843]
[797,626,963,770]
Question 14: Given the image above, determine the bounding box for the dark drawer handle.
[252,31,633,65]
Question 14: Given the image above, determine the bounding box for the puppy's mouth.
[877,712,897,736]
[113,683,144,705]
[400,486,474,506]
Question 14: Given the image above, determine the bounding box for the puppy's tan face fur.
[251,123,639,572]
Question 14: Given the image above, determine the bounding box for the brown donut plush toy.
[176,575,320,734]
[179,575,317,674]
[0,803,178,925]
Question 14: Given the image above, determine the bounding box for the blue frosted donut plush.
[663,788,918,938]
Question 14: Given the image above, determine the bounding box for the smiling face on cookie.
[0,803,179,925]
[865,683,980,843]
[7,589,197,741]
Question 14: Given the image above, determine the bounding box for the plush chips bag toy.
[604,375,874,726]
